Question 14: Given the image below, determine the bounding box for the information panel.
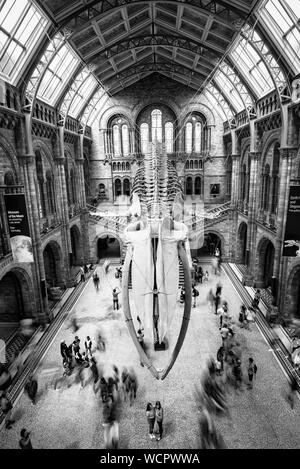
[283,185,300,257]
[4,193,34,262]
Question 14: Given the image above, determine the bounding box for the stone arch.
[43,240,64,287]
[285,261,300,320]
[99,105,133,129]
[179,101,216,127]
[195,230,226,257]
[0,136,20,184]
[237,222,248,264]
[70,224,83,265]
[131,97,180,124]
[255,236,275,288]
[94,232,123,261]
[0,267,34,322]
[32,139,54,171]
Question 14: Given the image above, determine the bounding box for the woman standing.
[146,403,156,439]
[155,401,164,441]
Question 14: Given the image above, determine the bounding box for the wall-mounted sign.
[283,186,300,257]
[4,193,33,263]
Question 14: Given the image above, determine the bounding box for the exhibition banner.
[4,193,34,262]
[283,185,300,257]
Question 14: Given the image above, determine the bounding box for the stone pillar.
[21,113,50,324]
[273,147,296,303]
[55,125,72,284]
[228,154,240,261]
[243,151,260,285]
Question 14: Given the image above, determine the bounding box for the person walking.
[93,271,100,291]
[73,336,82,362]
[146,403,156,439]
[137,329,145,366]
[112,288,120,310]
[192,285,199,308]
[220,324,229,348]
[154,401,164,441]
[85,336,93,358]
[287,372,298,409]
[0,391,15,429]
[19,428,33,449]
[198,266,203,284]
[80,266,85,282]
[24,375,38,405]
[204,270,209,282]
[60,340,69,364]
[207,289,215,313]
[247,358,257,389]
[100,377,108,402]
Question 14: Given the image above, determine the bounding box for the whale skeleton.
[122,142,193,380]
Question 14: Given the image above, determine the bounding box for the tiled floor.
[0,262,300,449]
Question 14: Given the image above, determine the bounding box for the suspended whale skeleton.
[122,142,192,380]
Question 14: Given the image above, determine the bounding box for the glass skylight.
[230,38,273,96]
[214,70,245,113]
[37,44,80,105]
[0,0,48,84]
[68,73,97,118]
[259,0,300,73]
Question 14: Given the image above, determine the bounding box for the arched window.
[115,179,122,197]
[241,164,247,201]
[165,122,174,153]
[4,171,15,186]
[70,169,76,205]
[194,160,198,169]
[271,144,280,214]
[195,177,201,195]
[122,162,125,171]
[194,122,202,153]
[186,177,193,195]
[190,160,193,170]
[186,160,189,170]
[151,109,162,143]
[113,124,121,156]
[140,123,149,154]
[122,125,129,156]
[126,162,130,171]
[123,178,130,196]
[46,171,55,214]
[113,162,117,171]
[185,123,192,153]
[263,164,271,211]
[117,162,121,172]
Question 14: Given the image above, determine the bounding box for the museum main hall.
[0,0,300,450]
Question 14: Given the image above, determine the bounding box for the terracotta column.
[243,151,260,285]
[273,147,296,302]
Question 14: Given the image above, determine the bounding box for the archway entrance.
[70,225,83,265]
[97,235,121,260]
[43,242,63,287]
[287,268,300,320]
[257,239,275,288]
[238,223,247,264]
[197,233,222,257]
[0,269,33,343]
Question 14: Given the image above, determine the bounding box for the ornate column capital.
[279,147,298,159]
[249,151,261,161]
[54,157,66,165]
[18,153,35,165]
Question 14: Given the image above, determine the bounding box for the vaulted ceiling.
[37,0,259,95]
